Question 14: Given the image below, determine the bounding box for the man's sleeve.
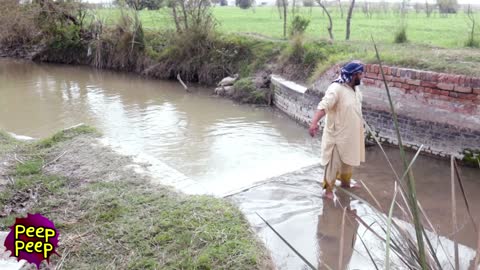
[317,85,338,113]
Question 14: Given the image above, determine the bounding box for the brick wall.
[272,66,480,159]
[363,64,480,106]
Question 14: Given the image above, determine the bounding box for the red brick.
[430,73,440,82]
[365,72,377,79]
[423,87,433,93]
[457,93,478,100]
[437,95,453,101]
[373,65,380,73]
[472,78,480,88]
[393,82,403,88]
[421,81,437,88]
[449,92,459,98]
[390,67,398,76]
[382,67,390,75]
[365,64,372,72]
[438,74,449,83]
[404,70,416,79]
[402,83,412,90]
[454,85,472,93]
[473,88,480,95]
[406,79,421,86]
[431,89,450,96]
[363,78,375,85]
[416,86,425,92]
[392,77,404,83]
[437,83,455,91]
[448,75,461,84]
[464,77,472,87]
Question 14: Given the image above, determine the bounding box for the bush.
[465,37,479,48]
[289,15,310,37]
[394,25,408,44]
[0,1,41,48]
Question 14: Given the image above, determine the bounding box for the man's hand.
[309,123,320,137]
[309,109,326,137]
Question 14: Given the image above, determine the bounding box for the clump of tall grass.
[289,15,310,37]
[92,8,146,71]
[394,25,408,44]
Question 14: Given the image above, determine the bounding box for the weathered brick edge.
[363,64,480,104]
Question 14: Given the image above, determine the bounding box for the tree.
[425,1,433,17]
[345,0,356,40]
[465,5,478,47]
[437,0,458,14]
[316,0,333,40]
[281,0,287,38]
[303,0,313,7]
[236,0,253,9]
[169,0,214,33]
[115,0,164,10]
[219,0,227,6]
[338,0,344,19]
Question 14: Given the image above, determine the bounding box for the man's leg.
[339,163,352,187]
[323,147,341,199]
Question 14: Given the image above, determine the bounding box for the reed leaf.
[372,36,427,269]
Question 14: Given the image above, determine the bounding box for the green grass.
[37,125,98,148]
[92,7,480,78]
[95,7,480,49]
[0,127,270,269]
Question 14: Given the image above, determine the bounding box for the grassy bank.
[0,126,272,269]
[98,6,480,49]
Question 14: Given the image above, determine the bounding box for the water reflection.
[317,192,359,270]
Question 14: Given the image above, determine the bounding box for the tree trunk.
[346,0,355,40]
[277,0,282,19]
[180,0,189,30]
[282,0,287,38]
[172,3,181,33]
[317,0,334,40]
[338,0,344,19]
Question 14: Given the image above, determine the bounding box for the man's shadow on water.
[316,191,359,270]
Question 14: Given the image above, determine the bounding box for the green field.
[96,6,479,49]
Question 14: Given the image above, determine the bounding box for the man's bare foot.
[341,182,361,189]
[323,190,334,200]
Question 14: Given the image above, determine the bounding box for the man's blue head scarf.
[333,62,364,84]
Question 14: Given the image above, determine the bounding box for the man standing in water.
[309,62,366,199]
